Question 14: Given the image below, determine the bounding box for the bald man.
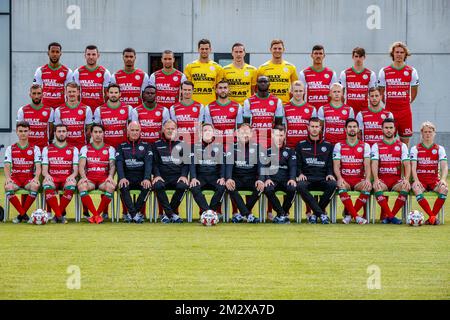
[116,121,153,223]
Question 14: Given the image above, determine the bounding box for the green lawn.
[0,171,449,300]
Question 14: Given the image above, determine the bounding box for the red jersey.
[318,103,354,145]
[134,103,170,143]
[339,67,376,114]
[170,101,202,145]
[73,65,111,110]
[33,64,73,108]
[410,143,447,183]
[371,139,409,178]
[378,65,419,111]
[4,143,41,181]
[283,100,316,148]
[42,144,79,183]
[333,140,370,179]
[94,103,136,148]
[111,69,149,108]
[17,104,54,150]
[80,143,115,182]
[243,94,284,148]
[203,100,242,142]
[299,66,337,109]
[54,102,93,149]
[356,108,393,146]
[149,69,186,108]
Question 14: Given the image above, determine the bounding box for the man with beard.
[371,118,410,224]
[42,124,79,223]
[17,84,55,150]
[33,42,73,109]
[333,119,371,224]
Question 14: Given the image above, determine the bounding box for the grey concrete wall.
[1,0,450,161]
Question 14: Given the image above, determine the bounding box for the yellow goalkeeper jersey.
[184,60,224,105]
[223,63,258,104]
[257,60,299,103]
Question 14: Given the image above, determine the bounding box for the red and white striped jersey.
[73,65,111,110]
[110,69,149,108]
[317,103,354,146]
[54,103,93,149]
[17,104,54,150]
[133,103,170,143]
[299,66,337,109]
[148,69,186,108]
[339,67,376,115]
[283,100,316,148]
[33,64,73,108]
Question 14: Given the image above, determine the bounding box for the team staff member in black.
[225,123,264,223]
[263,125,297,224]
[116,122,153,223]
[190,123,226,215]
[296,117,336,224]
[152,119,189,223]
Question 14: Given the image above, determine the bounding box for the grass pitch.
[0,172,449,300]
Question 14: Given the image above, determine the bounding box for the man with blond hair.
[410,121,447,225]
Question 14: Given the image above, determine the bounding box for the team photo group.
[4,38,447,226]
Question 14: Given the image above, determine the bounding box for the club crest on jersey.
[283,151,288,157]
[155,111,161,116]
[139,146,144,151]
[66,149,72,155]
[324,74,330,79]
[269,100,274,106]
[342,110,347,115]
[96,72,102,78]
[27,150,33,155]
[432,149,438,154]
[404,71,409,76]
[244,71,249,77]
[173,76,179,81]
[357,147,363,152]
[229,107,235,113]
[193,107,198,112]
[210,66,215,71]
[283,67,289,73]
[103,150,108,155]
[381,114,386,119]
[120,109,126,114]
[59,72,65,78]
[363,74,368,79]
[321,146,327,152]
[395,146,400,151]
[305,109,309,113]
[42,111,48,116]
[135,75,141,80]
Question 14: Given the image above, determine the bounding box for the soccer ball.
[407,210,424,227]
[30,209,49,225]
[200,210,219,226]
